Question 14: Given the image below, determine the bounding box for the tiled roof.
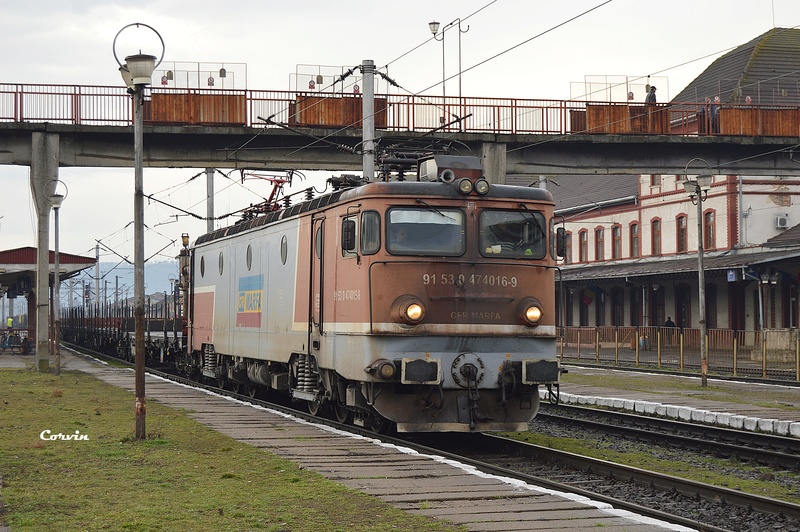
[764,222,800,247]
[506,174,638,213]
[673,28,800,105]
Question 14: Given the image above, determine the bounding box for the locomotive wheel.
[368,415,390,434]
[246,385,258,398]
[333,403,351,423]
[230,381,242,394]
[307,400,324,417]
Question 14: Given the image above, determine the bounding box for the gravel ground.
[518,413,800,531]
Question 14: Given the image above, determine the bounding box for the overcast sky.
[1,0,797,265]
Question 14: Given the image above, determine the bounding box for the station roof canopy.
[0,246,95,297]
[560,245,800,283]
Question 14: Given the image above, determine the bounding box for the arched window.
[564,232,572,264]
[676,214,687,253]
[578,230,588,263]
[611,224,622,259]
[704,210,716,250]
[651,219,662,256]
[629,223,639,258]
[594,227,604,261]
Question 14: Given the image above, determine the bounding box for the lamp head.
[696,174,713,190]
[181,233,190,247]
[125,53,157,85]
[50,193,65,209]
[428,21,440,35]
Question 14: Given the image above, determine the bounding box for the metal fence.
[560,326,800,381]
[2,83,799,137]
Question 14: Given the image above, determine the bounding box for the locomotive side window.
[341,216,357,258]
[246,244,253,271]
[361,211,381,255]
[218,251,224,275]
[315,227,323,259]
[280,235,288,265]
[479,209,547,259]
[200,256,205,277]
[386,207,465,256]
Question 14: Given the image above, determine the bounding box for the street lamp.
[50,181,67,376]
[429,19,469,127]
[428,20,445,116]
[683,158,713,387]
[114,22,164,440]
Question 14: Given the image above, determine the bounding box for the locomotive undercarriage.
[180,345,389,430]
[180,344,557,432]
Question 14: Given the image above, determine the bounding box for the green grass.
[0,368,463,531]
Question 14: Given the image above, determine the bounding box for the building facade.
[551,172,799,333]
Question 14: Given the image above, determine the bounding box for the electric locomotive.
[178,154,563,432]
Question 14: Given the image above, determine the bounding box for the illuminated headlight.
[517,297,544,327]
[474,179,490,195]
[456,178,474,195]
[391,294,427,325]
[407,303,424,321]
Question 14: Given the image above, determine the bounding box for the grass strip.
[0,368,462,531]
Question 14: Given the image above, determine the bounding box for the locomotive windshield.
[479,209,547,259]
[387,207,465,256]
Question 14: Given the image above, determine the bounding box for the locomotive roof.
[194,180,554,246]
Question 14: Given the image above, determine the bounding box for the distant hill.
[66,260,180,304]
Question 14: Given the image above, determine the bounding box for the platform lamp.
[114,22,164,440]
[49,181,67,376]
[683,158,713,387]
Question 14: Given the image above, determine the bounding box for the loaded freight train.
[177,154,564,432]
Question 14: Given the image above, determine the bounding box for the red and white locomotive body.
[182,155,561,432]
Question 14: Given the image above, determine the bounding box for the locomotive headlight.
[474,179,490,195]
[456,178,474,195]
[517,297,544,327]
[391,294,427,325]
[525,305,543,323]
[366,359,397,380]
[406,303,424,321]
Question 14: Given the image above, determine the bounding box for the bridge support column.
[480,142,506,184]
[30,131,60,372]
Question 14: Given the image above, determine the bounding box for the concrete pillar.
[206,168,215,234]
[361,59,375,180]
[480,142,506,184]
[29,131,60,372]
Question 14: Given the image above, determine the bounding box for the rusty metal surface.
[3,83,800,137]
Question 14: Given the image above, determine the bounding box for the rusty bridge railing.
[1,83,799,137]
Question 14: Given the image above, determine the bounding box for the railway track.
[412,432,800,531]
[538,403,800,469]
[68,344,800,530]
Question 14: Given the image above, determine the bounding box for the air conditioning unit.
[776,215,790,229]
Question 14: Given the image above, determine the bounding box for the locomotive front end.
[348,156,562,431]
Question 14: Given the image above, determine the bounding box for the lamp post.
[50,182,67,376]
[429,19,469,127]
[428,20,445,116]
[683,158,713,387]
[114,23,164,440]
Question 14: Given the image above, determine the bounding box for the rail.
[1,83,799,137]
[560,325,800,382]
